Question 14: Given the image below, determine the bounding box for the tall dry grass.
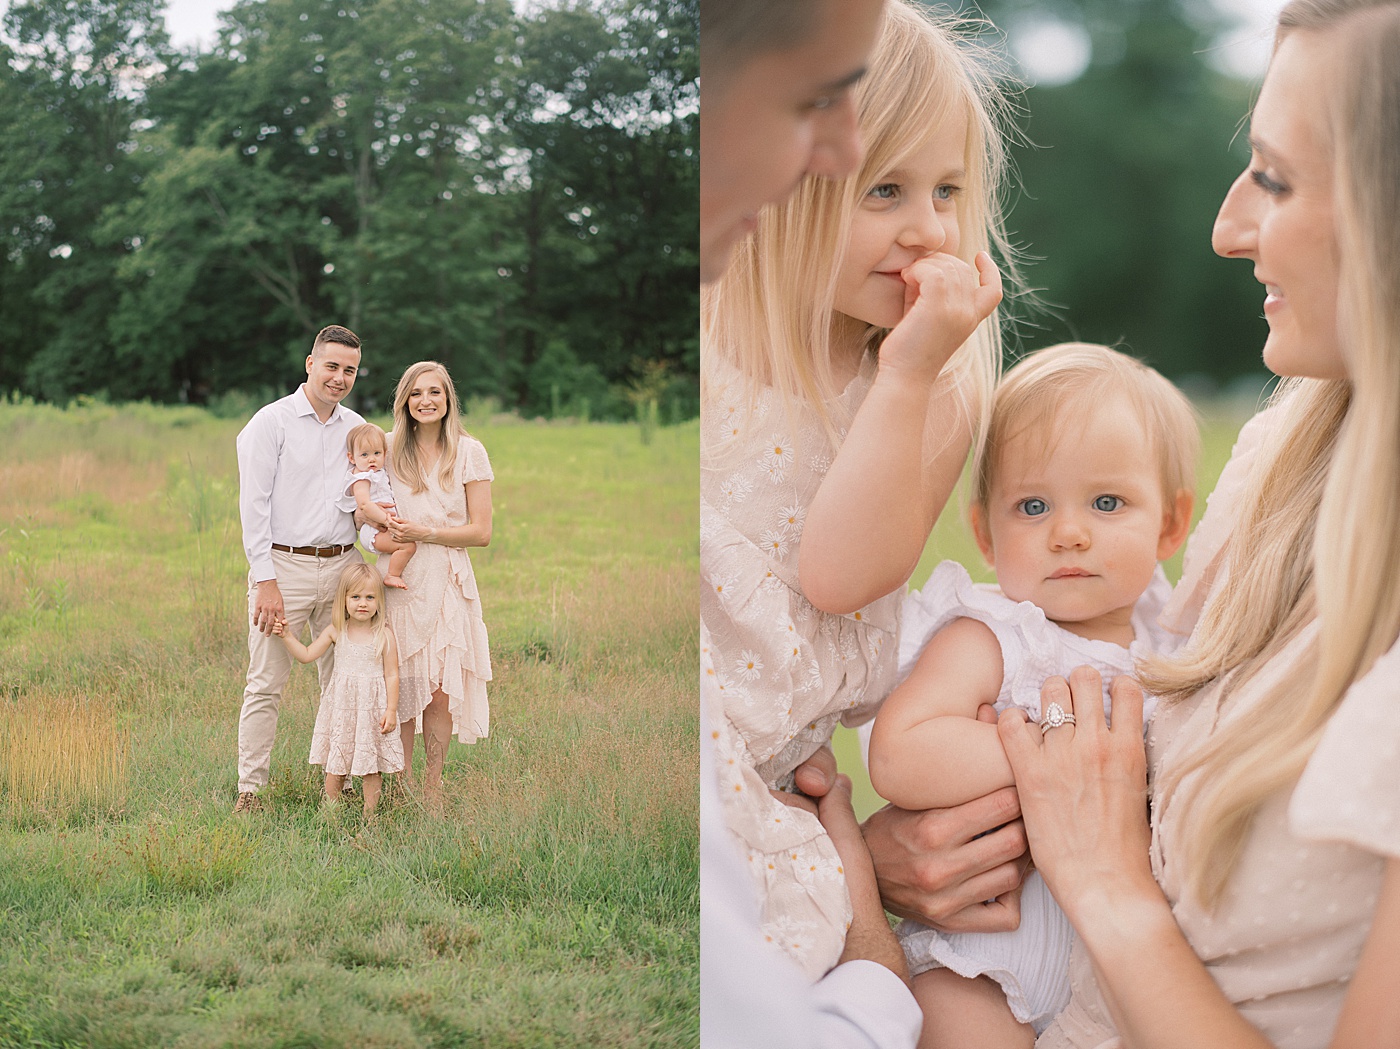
[1,690,129,822]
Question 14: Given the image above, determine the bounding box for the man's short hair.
[701,0,824,75]
[311,324,361,356]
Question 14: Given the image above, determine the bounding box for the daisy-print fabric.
[700,356,901,979]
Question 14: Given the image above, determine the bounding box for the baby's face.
[350,442,385,472]
[975,397,1176,640]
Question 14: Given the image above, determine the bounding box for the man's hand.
[862,788,1029,932]
[786,737,1028,932]
[820,774,911,985]
[252,579,284,636]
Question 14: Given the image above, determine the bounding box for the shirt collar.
[295,384,344,423]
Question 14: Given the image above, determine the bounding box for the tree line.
[0,0,698,419]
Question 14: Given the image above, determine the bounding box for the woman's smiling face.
[1211,28,1344,380]
[407,369,449,426]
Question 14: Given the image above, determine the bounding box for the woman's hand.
[878,250,1002,388]
[997,667,1157,924]
[386,516,433,544]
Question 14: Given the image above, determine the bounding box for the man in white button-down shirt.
[233,325,367,812]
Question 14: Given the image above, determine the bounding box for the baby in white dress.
[338,422,415,590]
[868,344,1200,1045]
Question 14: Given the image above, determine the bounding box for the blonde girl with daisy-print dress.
[700,0,1015,980]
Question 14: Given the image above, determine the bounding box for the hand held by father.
[252,579,284,636]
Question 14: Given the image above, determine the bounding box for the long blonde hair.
[331,561,388,659]
[701,0,1016,458]
[1141,0,1400,907]
[390,361,466,494]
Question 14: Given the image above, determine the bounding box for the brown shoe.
[233,791,263,815]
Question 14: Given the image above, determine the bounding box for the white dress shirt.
[237,386,365,582]
[701,624,922,1049]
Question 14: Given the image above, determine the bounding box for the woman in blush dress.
[381,361,494,796]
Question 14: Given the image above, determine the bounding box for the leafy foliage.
[0,0,699,417]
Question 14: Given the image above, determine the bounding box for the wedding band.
[1040,701,1076,734]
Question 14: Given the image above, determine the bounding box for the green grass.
[0,399,697,1047]
[835,400,1259,820]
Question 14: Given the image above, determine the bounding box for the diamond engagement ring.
[1040,701,1076,734]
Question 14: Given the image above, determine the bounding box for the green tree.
[0,0,174,400]
[503,0,698,415]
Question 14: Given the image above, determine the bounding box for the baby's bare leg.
[912,968,1034,1049]
[386,542,416,584]
[373,531,415,589]
[361,773,382,817]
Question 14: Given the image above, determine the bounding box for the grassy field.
[835,399,1262,819]
[0,399,697,1048]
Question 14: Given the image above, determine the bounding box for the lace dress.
[1040,404,1400,1049]
[383,434,493,742]
[701,356,903,979]
[308,635,405,776]
[895,560,1174,1033]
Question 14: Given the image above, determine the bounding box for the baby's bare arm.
[869,617,1013,809]
[351,479,392,526]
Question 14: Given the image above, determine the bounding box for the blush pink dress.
[383,432,493,743]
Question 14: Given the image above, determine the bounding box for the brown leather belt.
[271,543,354,558]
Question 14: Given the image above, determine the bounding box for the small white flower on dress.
[809,453,832,475]
[838,634,859,663]
[735,650,764,683]
[793,850,843,887]
[728,683,754,707]
[776,503,807,534]
[710,573,738,603]
[721,472,754,504]
[759,436,794,484]
[758,528,789,560]
[759,569,784,593]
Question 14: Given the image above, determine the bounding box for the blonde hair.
[701,0,1015,458]
[346,421,388,456]
[331,561,388,659]
[1141,0,1400,907]
[972,343,1199,512]
[389,361,466,495]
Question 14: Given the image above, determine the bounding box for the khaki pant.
[237,547,363,794]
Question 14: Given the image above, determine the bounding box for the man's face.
[698,0,885,283]
[303,342,360,415]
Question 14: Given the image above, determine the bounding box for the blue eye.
[868,183,899,201]
[1019,498,1048,517]
[1093,495,1123,512]
[934,184,959,201]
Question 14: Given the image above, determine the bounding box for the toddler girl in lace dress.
[868,343,1198,1046]
[274,561,404,817]
[700,0,1013,980]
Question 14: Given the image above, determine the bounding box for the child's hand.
[380,709,397,734]
[879,250,1002,386]
[271,615,286,637]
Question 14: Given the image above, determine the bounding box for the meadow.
[0,399,697,1048]
[835,398,1263,818]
